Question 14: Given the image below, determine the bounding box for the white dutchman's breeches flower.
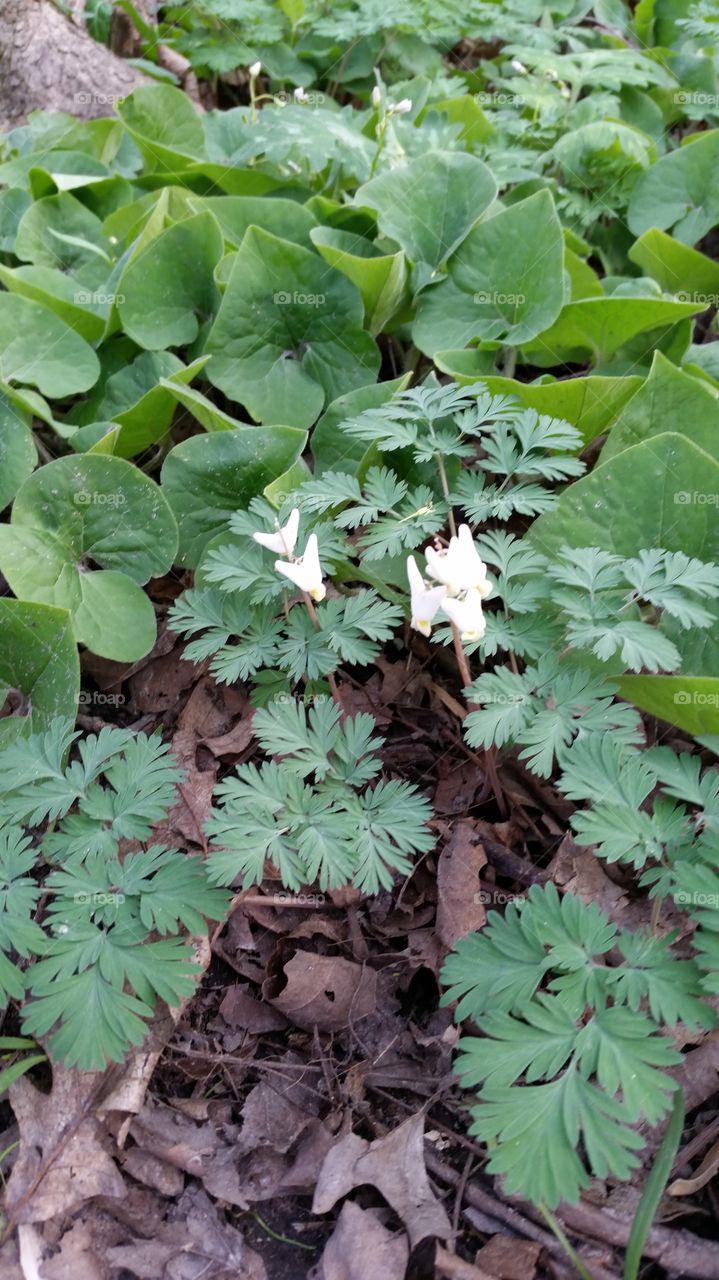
[409,524,491,643]
[441,588,488,642]
[275,533,326,602]
[407,555,447,636]
[253,507,300,557]
[424,524,492,597]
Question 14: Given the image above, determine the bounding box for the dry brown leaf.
[475,1233,542,1279]
[436,819,487,949]
[5,1067,125,1225]
[106,1185,267,1280]
[219,985,288,1033]
[312,1201,408,1280]
[669,1136,719,1197]
[164,677,248,843]
[264,951,377,1031]
[238,1081,316,1156]
[313,1113,451,1246]
[122,1149,185,1198]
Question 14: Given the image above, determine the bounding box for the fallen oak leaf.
[3,1066,126,1228]
[436,819,487,950]
[312,1113,451,1247]
[313,1201,408,1279]
[263,949,377,1032]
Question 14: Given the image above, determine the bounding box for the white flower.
[253,507,300,556]
[294,86,309,102]
[371,86,382,108]
[249,61,262,77]
[393,98,412,114]
[510,58,528,74]
[407,556,447,637]
[275,533,326,601]
[441,588,487,642]
[425,525,492,597]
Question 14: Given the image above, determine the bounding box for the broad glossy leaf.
[0,457,178,660]
[530,434,719,566]
[628,129,719,244]
[354,152,496,269]
[432,361,642,442]
[413,191,565,355]
[118,212,224,350]
[0,395,36,512]
[310,226,407,334]
[0,600,79,745]
[601,351,719,462]
[0,295,99,398]
[161,425,307,566]
[204,227,380,427]
[615,676,719,737]
[14,191,113,287]
[201,195,317,248]
[629,228,719,299]
[526,296,702,366]
[0,264,107,343]
[117,84,206,169]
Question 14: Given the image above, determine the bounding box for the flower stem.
[302,592,341,705]
[437,454,456,537]
[451,624,472,694]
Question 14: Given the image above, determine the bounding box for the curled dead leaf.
[313,1113,451,1247]
[264,950,377,1032]
[311,1201,408,1280]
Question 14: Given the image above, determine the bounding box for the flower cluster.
[254,508,326,601]
[407,525,492,643]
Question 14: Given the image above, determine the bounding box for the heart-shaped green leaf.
[0,395,36,512]
[355,152,497,270]
[413,191,565,355]
[161,425,307,566]
[628,129,719,244]
[204,227,380,427]
[601,352,719,462]
[310,226,408,335]
[118,212,224,350]
[0,295,100,398]
[0,600,79,746]
[0,457,178,660]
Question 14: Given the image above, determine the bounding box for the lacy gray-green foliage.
[440,883,713,1206]
[169,379,588,698]
[205,698,434,893]
[0,722,229,1069]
